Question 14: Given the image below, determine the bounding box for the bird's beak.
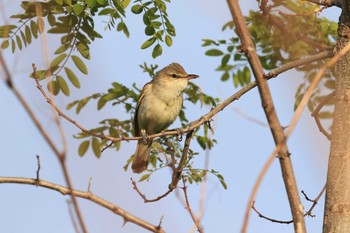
[186,74,199,79]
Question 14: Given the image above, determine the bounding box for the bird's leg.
[141,129,150,145]
[175,128,183,141]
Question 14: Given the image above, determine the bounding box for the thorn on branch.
[35,155,41,184]
[156,216,164,230]
[101,141,114,153]
[87,177,92,193]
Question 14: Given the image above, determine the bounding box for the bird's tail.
[132,139,153,173]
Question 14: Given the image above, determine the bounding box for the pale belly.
[137,93,182,134]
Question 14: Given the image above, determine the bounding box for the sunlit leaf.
[78,140,90,157]
[71,55,88,74]
[57,75,70,96]
[65,67,80,88]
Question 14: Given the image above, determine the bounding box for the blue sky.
[0,0,340,232]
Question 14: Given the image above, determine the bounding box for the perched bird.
[132,63,199,173]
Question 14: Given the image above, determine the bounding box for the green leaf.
[76,97,91,114]
[16,35,22,50]
[205,49,224,56]
[71,55,88,74]
[1,40,9,49]
[97,0,106,4]
[92,137,101,158]
[48,27,72,34]
[55,44,70,54]
[30,20,38,38]
[76,42,90,59]
[139,173,150,182]
[221,54,230,66]
[47,80,60,95]
[197,136,206,150]
[86,0,97,7]
[97,97,107,110]
[131,4,143,14]
[243,66,251,84]
[78,140,90,157]
[145,26,155,36]
[140,37,156,49]
[57,75,70,96]
[0,25,16,38]
[98,8,113,16]
[25,25,32,44]
[165,35,172,47]
[65,67,80,88]
[55,0,64,5]
[20,30,27,47]
[11,39,15,53]
[152,44,162,58]
[221,72,230,81]
[66,100,79,110]
[50,53,67,68]
[73,4,85,15]
[47,14,56,27]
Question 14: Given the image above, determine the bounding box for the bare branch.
[182,179,204,233]
[252,184,326,224]
[228,0,307,232]
[0,177,165,233]
[311,91,334,140]
[243,40,350,233]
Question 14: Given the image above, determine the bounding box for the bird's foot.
[175,128,184,141]
[141,129,150,145]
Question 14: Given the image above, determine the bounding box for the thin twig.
[302,184,326,217]
[311,91,334,140]
[0,176,165,233]
[67,200,81,233]
[252,184,326,224]
[182,178,204,233]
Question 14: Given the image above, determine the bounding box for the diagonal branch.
[228,1,307,232]
[32,49,333,144]
[0,177,165,233]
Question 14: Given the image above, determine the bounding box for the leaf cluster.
[131,0,175,58]
[202,1,337,119]
[0,0,175,96]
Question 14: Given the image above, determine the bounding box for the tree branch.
[0,177,165,233]
[182,178,204,233]
[131,130,195,202]
[228,0,307,232]
[311,91,335,140]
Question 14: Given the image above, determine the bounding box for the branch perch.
[0,177,165,233]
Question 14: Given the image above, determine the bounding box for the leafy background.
[0,0,339,232]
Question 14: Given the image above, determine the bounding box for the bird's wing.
[134,81,152,136]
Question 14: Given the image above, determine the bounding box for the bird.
[132,63,199,173]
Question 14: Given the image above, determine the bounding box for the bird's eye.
[171,74,178,78]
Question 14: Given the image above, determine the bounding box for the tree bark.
[323,1,350,232]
